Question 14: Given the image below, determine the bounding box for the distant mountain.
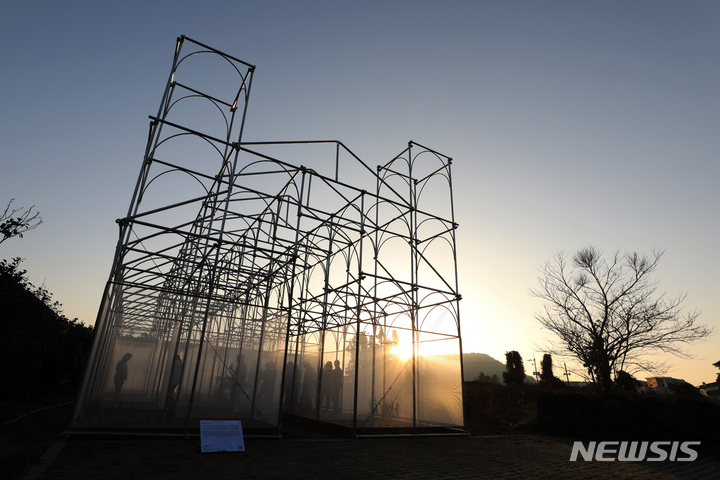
[422,351,538,384]
[462,352,505,382]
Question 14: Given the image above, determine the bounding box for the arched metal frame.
[71,36,465,436]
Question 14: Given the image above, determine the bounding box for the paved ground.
[26,434,720,480]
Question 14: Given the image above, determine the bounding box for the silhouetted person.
[331,359,343,413]
[113,353,132,405]
[258,361,277,404]
[167,354,183,406]
[237,355,247,386]
[300,362,316,413]
[230,354,247,407]
[283,361,296,407]
[321,361,333,411]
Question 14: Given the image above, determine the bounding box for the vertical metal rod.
[351,191,366,436]
[374,167,385,423]
[335,141,340,182]
[446,155,466,430]
[284,169,308,420]
[406,142,418,431]
[316,224,334,418]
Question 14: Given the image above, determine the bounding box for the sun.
[391,342,415,361]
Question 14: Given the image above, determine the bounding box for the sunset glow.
[391,342,415,361]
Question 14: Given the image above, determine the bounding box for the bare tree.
[0,199,42,245]
[532,246,712,394]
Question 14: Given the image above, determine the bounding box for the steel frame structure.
[71,36,464,436]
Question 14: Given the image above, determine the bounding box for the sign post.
[200,420,245,453]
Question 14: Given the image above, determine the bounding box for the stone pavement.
[27,434,720,479]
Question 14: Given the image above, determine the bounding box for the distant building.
[699,382,718,397]
[646,376,685,388]
[560,381,588,388]
[640,376,686,395]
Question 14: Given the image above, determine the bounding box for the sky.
[1,1,718,386]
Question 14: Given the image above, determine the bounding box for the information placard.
[200,420,245,453]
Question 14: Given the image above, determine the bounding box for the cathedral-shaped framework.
[71,36,465,436]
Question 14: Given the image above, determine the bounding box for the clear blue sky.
[2,1,718,385]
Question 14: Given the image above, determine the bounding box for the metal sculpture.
[71,36,464,436]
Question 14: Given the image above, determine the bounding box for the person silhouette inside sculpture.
[167,354,183,407]
[331,359,343,413]
[113,353,132,405]
[230,354,247,407]
[321,361,333,412]
[283,361,297,408]
[257,361,277,404]
[300,361,316,412]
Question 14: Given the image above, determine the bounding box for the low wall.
[537,393,720,455]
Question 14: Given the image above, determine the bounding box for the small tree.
[475,371,501,384]
[345,332,370,377]
[540,353,564,388]
[540,354,553,384]
[0,199,42,244]
[533,247,712,394]
[669,381,701,397]
[614,370,639,392]
[502,351,525,386]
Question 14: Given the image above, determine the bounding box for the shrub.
[0,258,93,400]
